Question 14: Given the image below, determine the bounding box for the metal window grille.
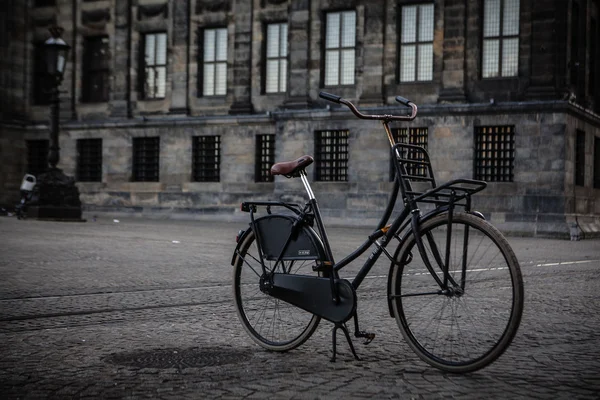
[132,137,159,182]
[202,28,228,96]
[265,23,288,93]
[575,130,586,186]
[482,0,520,78]
[82,36,109,103]
[255,134,275,182]
[390,128,429,181]
[315,130,349,181]
[76,139,102,182]
[26,139,49,177]
[193,136,221,182]
[143,33,167,99]
[474,126,515,182]
[594,136,600,189]
[324,11,356,86]
[399,4,434,82]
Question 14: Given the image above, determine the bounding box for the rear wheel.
[233,230,321,351]
[390,212,523,373]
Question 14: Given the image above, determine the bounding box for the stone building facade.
[1,0,599,237]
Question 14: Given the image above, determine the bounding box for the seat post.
[299,170,315,200]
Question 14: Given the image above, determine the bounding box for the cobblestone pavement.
[0,215,599,399]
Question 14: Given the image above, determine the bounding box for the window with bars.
[255,134,275,182]
[82,36,109,103]
[324,11,356,86]
[390,128,429,181]
[202,28,227,96]
[482,0,520,78]
[26,139,49,177]
[315,130,349,181]
[33,43,52,105]
[76,139,102,182]
[192,136,221,182]
[474,125,515,182]
[594,136,600,189]
[575,130,586,187]
[265,23,288,94]
[399,4,434,82]
[474,126,515,182]
[132,137,159,182]
[142,32,167,99]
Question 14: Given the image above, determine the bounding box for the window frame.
[398,3,435,83]
[76,138,103,182]
[263,22,288,94]
[255,134,276,182]
[323,10,356,87]
[200,27,228,97]
[481,0,520,79]
[192,135,221,182]
[314,129,349,182]
[82,36,110,103]
[132,137,160,182]
[474,125,516,182]
[575,129,586,187]
[141,32,168,100]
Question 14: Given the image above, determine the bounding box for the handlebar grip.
[319,91,342,104]
[395,96,413,106]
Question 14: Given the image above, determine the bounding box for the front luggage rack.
[392,143,487,209]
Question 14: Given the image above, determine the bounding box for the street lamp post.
[28,27,84,221]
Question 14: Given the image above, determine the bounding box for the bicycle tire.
[233,230,321,351]
[390,212,523,373]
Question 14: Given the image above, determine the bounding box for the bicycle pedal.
[355,331,376,345]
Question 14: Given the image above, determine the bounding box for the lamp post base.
[29,168,85,222]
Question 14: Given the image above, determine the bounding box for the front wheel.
[233,230,321,352]
[390,212,524,373]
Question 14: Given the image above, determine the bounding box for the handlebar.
[319,91,417,121]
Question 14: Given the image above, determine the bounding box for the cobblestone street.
[0,216,599,399]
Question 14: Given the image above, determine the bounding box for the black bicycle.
[231,92,524,373]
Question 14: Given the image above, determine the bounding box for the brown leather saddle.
[270,155,314,178]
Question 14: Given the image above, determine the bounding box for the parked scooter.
[15,174,36,220]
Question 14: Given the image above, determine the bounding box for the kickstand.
[331,322,360,362]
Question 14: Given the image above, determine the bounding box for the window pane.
[216,29,227,61]
[145,67,155,97]
[484,0,501,37]
[402,6,417,43]
[280,24,288,56]
[482,39,500,77]
[341,11,356,47]
[325,50,339,85]
[145,34,155,64]
[340,49,355,85]
[215,62,227,95]
[418,4,434,42]
[279,59,287,92]
[203,64,214,95]
[503,0,520,36]
[326,13,340,48]
[156,66,166,97]
[417,43,433,81]
[156,33,167,65]
[266,59,279,93]
[267,24,280,57]
[501,38,519,76]
[400,45,416,82]
[204,30,215,61]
